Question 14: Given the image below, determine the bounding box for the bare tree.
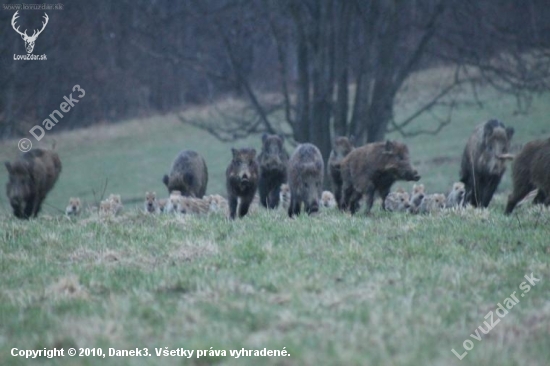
[182,0,550,159]
[2,0,550,147]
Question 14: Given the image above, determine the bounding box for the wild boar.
[144,191,157,213]
[288,143,325,217]
[418,193,446,214]
[328,136,354,209]
[460,119,514,207]
[257,134,288,209]
[505,137,550,214]
[226,148,259,219]
[384,190,411,213]
[5,148,62,219]
[162,150,208,198]
[410,183,426,213]
[320,191,337,209]
[65,197,81,217]
[340,140,420,215]
[279,183,291,211]
[446,182,466,208]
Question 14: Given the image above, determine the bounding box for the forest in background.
[1,0,550,159]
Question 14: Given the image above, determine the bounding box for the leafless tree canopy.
[1,0,550,158]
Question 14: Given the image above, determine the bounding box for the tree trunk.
[333,1,351,137]
[293,8,310,143]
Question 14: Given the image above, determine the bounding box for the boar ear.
[506,127,515,139]
[162,175,169,187]
[231,148,238,159]
[384,140,394,154]
[250,148,257,160]
[483,122,494,137]
[262,133,268,144]
[4,161,12,174]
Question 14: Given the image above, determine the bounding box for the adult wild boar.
[328,136,354,210]
[163,150,208,197]
[460,119,514,207]
[340,140,420,215]
[505,137,550,214]
[5,148,62,219]
[226,148,259,219]
[288,143,324,217]
[257,134,288,209]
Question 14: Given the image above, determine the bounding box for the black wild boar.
[328,136,354,210]
[5,148,62,219]
[163,150,208,197]
[288,143,324,217]
[460,119,514,207]
[340,140,420,215]
[257,134,289,209]
[505,137,550,214]
[226,148,259,219]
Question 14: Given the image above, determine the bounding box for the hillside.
[1,69,550,366]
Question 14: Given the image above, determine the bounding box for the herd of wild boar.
[4,119,550,220]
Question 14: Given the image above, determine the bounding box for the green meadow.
[0,68,549,365]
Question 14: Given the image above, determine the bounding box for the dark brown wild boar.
[257,134,288,209]
[5,148,62,219]
[328,136,354,210]
[163,150,208,197]
[226,148,259,219]
[505,137,550,214]
[288,143,324,217]
[460,119,514,207]
[340,140,420,215]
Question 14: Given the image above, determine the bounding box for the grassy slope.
[1,70,550,365]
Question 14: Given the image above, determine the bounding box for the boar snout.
[307,201,319,214]
[239,170,250,182]
[409,170,421,181]
[265,156,282,167]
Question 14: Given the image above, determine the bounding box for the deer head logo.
[11,11,49,54]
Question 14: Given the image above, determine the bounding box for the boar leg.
[363,185,376,215]
[469,179,482,207]
[334,183,343,211]
[12,205,25,219]
[480,176,500,208]
[463,187,473,207]
[288,196,301,217]
[459,169,471,206]
[505,181,533,215]
[342,183,356,212]
[238,195,253,218]
[228,195,238,219]
[32,194,46,217]
[331,170,343,209]
[533,190,546,205]
[23,195,35,219]
[347,190,362,215]
[258,181,269,208]
[267,187,281,209]
[379,187,391,211]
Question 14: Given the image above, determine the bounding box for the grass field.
[0,69,550,365]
